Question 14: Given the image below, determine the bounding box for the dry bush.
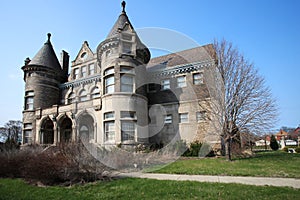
[0,143,110,186]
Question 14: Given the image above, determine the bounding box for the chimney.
[60,50,69,81]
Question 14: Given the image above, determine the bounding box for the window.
[91,87,100,99]
[123,42,132,54]
[104,67,115,94]
[164,114,172,124]
[89,64,95,75]
[104,121,115,141]
[121,111,136,119]
[122,34,133,41]
[82,66,87,77]
[161,79,170,90]
[121,121,135,141]
[120,66,134,73]
[25,91,34,110]
[104,67,114,75]
[67,92,75,104]
[23,130,32,144]
[177,76,186,88]
[179,113,188,123]
[193,73,203,85]
[196,111,206,122]
[79,90,88,102]
[104,111,114,119]
[121,74,134,92]
[147,83,156,93]
[74,68,79,79]
[104,75,115,94]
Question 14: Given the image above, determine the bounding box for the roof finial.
[121,1,126,12]
[47,33,51,43]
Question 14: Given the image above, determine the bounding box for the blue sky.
[0,0,299,130]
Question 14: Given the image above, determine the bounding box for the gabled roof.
[106,10,133,39]
[72,41,94,65]
[28,33,62,71]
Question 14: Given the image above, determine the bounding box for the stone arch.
[57,114,72,143]
[76,111,95,143]
[40,116,54,144]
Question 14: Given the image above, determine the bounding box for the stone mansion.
[21,2,221,149]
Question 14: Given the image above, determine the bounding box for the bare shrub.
[0,142,110,186]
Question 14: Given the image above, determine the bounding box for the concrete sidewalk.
[115,172,300,189]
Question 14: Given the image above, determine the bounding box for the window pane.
[193,73,203,85]
[82,66,87,77]
[104,67,114,75]
[161,79,170,90]
[121,111,136,118]
[104,112,114,119]
[177,76,186,87]
[121,75,133,92]
[120,66,134,73]
[121,121,135,141]
[105,76,114,85]
[79,90,88,102]
[123,42,132,54]
[67,92,75,104]
[89,64,95,75]
[91,87,100,98]
[105,75,115,94]
[26,91,34,96]
[104,121,115,141]
[74,68,79,79]
[179,113,188,123]
[24,123,32,129]
[164,114,172,124]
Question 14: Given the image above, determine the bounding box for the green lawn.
[0,178,300,200]
[151,151,300,178]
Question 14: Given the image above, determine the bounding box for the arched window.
[91,87,100,99]
[67,92,75,104]
[104,67,115,94]
[79,90,88,102]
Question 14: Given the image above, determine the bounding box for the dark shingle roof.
[28,33,62,71]
[147,44,216,71]
[106,11,133,39]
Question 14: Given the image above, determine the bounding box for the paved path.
[115,172,300,189]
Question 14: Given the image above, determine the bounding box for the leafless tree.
[0,120,22,143]
[203,39,278,160]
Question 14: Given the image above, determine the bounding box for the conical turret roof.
[106,2,133,39]
[28,33,62,71]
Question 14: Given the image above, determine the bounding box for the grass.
[151,151,300,178]
[1,178,300,200]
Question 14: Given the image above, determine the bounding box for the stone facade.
[21,3,222,149]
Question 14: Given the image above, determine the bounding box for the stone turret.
[21,33,68,144]
[22,33,68,110]
[96,1,150,145]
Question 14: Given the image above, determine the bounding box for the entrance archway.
[59,117,72,143]
[40,117,54,144]
[77,114,94,143]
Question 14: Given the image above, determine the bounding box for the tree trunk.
[227,137,232,161]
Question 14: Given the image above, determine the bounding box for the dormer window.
[123,42,132,54]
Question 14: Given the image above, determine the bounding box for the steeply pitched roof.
[106,10,133,39]
[28,33,62,71]
[147,44,216,71]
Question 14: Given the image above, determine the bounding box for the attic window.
[81,52,87,60]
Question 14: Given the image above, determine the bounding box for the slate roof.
[147,44,216,71]
[28,33,62,72]
[106,11,133,39]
